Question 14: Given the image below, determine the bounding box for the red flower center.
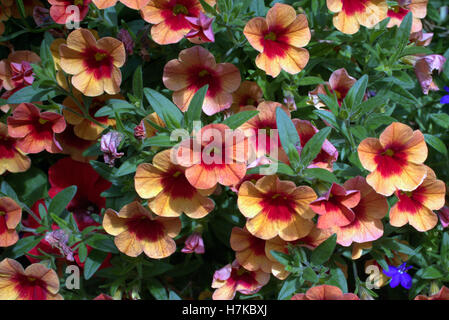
[188,66,221,97]
[388,6,409,19]
[261,29,289,59]
[374,145,408,178]
[161,169,197,199]
[173,4,188,15]
[82,46,113,80]
[0,136,17,159]
[342,0,368,16]
[126,216,165,241]
[13,273,48,300]
[260,192,295,222]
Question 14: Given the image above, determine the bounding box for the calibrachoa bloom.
[389,167,446,232]
[415,286,449,300]
[93,0,150,9]
[243,3,311,78]
[48,0,91,24]
[140,0,203,45]
[414,54,447,95]
[294,119,339,171]
[383,263,413,289]
[230,227,272,274]
[48,157,111,231]
[326,0,388,35]
[308,68,357,109]
[7,103,66,154]
[237,175,317,241]
[230,81,264,114]
[291,284,359,300]
[387,0,428,33]
[135,149,215,218]
[0,122,31,175]
[331,176,389,246]
[0,258,63,300]
[358,122,428,196]
[163,45,241,115]
[185,11,215,43]
[0,50,40,91]
[59,28,126,97]
[181,232,205,254]
[309,183,361,229]
[62,93,118,141]
[55,124,97,163]
[0,197,21,247]
[211,260,270,300]
[103,201,181,259]
[174,124,248,190]
[438,206,449,228]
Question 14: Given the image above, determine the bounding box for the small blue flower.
[441,86,449,104]
[383,263,413,290]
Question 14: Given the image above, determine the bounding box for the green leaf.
[276,107,301,171]
[424,134,448,156]
[314,109,339,128]
[391,12,413,62]
[222,110,259,129]
[420,266,443,280]
[132,65,143,102]
[441,232,449,269]
[246,162,296,176]
[84,250,108,280]
[48,186,77,217]
[4,236,44,259]
[303,168,338,183]
[298,77,324,86]
[85,234,119,254]
[7,86,57,104]
[143,88,183,130]
[147,279,168,300]
[277,276,297,300]
[344,75,368,111]
[78,243,88,263]
[144,135,177,147]
[303,267,318,283]
[270,250,290,266]
[95,99,137,117]
[311,234,337,265]
[5,166,48,206]
[169,291,182,300]
[328,267,348,293]
[317,93,339,116]
[430,113,449,129]
[184,85,208,130]
[90,161,119,183]
[299,127,332,170]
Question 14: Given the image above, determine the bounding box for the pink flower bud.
[134,120,146,140]
[181,232,205,254]
[414,54,446,95]
[100,131,124,166]
[10,61,35,88]
[185,12,215,43]
[438,206,449,228]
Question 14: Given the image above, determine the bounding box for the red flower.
[48,0,91,25]
[48,157,111,231]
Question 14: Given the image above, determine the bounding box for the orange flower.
[134,149,215,218]
[243,3,311,77]
[0,258,63,300]
[174,123,248,190]
[62,92,118,140]
[103,201,181,259]
[308,68,357,109]
[291,284,359,300]
[415,286,449,300]
[331,176,389,246]
[387,0,428,33]
[230,227,272,274]
[55,124,97,163]
[389,166,445,232]
[229,81,264,114]
[239,101,290,165]
[0,197,21,247]
[7,103,66,154]
[310,183,361,229]
[0,122,30,175]
[326,0,388,34]
[93,0,150,9]
[163,45,241,115]
[140,0,203,45]
[142,112,165,138]
[211,260,270,300]
[59,28,126,97]
[358,122,428,196]
[237,175,317,241]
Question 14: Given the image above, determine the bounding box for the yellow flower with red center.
[387,0,428,33]
[0,197,21,247]
[211,260,270,300]
[140,0,203,45]
[0,258,63,300]
[291,284,359,300]
[389,166,445,232]
[163,45,241,115]
[59,28,126,97]
[310,183,361,229]
[142,112,165,138]
[330,176,389,246]
[244,3,311,78]
[229,81,264,114]
[327,0,388,34]
[358,122,428,196]
[230,227,272,274]
[103,201,181,259]
[174,123,248,190]
[62,92,119,141]
[7,103,66,154]
[134,149,215,218]
[93,0,150,9]
[0,122,30,175]
[237,175,317,241]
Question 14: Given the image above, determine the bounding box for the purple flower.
[100,131,124,167]
[441,86,449,104]
[45,229,74,261]
[383,263,413,290]
[438,206,449,228]
[181,232,205,254]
